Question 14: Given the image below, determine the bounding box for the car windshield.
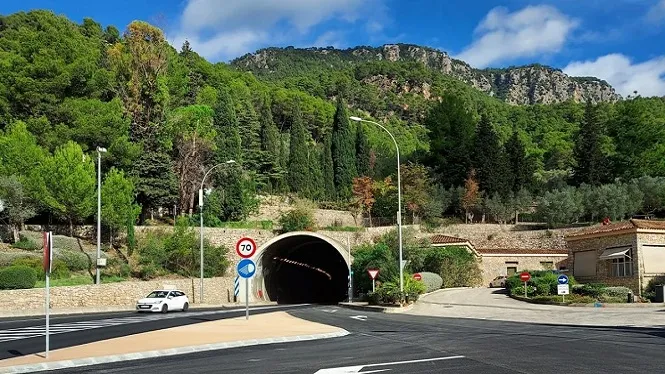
[146,291,169,298]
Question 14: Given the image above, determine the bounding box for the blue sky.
[2,0,665,97]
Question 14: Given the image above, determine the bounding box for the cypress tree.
[307,142,324,199]
[355,122,371,177]
[505,129,531,192]
[259,95,283,191]
[213,88,241,164]
[321,132,336,199]
[472,114,508,196]
[287,105,310,194]
[331,97,357,200]
[573,101,608,186]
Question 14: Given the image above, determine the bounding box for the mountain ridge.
[232,43,621,105]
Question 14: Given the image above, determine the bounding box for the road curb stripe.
[0,330,351,373]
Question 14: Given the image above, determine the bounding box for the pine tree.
[355,122,371,177]
[236,98,262,185]
[321,132,336,199]
[504,129,532,193]
[331,97,357,200]
[213,88,242,164]
[287,105,310,194]
[472,114,508,196]
[573,102,608,186]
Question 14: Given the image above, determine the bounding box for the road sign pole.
[372,279,375,293]
[45,231,52,359]
[524,281,527,298]
[245,276,249,320]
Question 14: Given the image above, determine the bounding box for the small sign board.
[519,272,531,282]
[557,284,570,295]
[367,269,379,280]
[557,274,569,285]
[413,273,422,281]
[237,258,256,278]
[236,237,257,259]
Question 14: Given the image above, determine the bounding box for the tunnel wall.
[251,231,352,301]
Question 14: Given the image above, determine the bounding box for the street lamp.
[198,159,236,303]
[96,146,107,285]
[349,116,404,295]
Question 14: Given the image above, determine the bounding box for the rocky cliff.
[233,43,621,105]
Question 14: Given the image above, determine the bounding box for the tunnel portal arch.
[252,231,352,304]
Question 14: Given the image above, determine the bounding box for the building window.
[540,261,554,270]
[506,267,517,276]
[611,257,633,277]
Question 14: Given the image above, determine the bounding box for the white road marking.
[313,355,466,373]
[349,315,367,321]
[0,304,307,343]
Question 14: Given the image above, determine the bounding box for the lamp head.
[349,116,362,122]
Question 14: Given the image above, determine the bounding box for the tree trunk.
[69,218,74,237]
[464,209,468,224]
[109,229,113,249]
[515,210,519,224]
[11,225,19,244]
[368,211,372,227]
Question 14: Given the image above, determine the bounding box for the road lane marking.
[314,355,466,373]
[0,304,308,343]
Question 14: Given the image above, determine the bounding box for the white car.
[136,289,189,313]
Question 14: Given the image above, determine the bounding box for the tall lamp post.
[96,146,107,285]
[349,116,404,294]
[198,159,236,303]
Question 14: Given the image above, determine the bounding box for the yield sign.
[367,268,379,280]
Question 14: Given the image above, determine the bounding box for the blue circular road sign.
[557,274,569,285]
[237,258,256,279]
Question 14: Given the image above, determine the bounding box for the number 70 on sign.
[236,237,257,258]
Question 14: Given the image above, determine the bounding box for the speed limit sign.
[236,237,257,259]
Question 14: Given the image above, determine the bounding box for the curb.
[510,294,664,308]
[338,302,414,314]
[0,330,350,373]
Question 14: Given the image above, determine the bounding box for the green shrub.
[56,251,89,272]
[644,276,665,301]
[574,283,606,298]
[134,263,160,280]
[372,281,403,305]
[12,236,40,251]
[419,272,443,293]
[278,202,316,233]
[0,252,39,267]
[404,275,427,301]
[11,257,70,280]
[512,285,537,297]
[203,242,230,277]
[0,266,37,289]
[602,286,632,298]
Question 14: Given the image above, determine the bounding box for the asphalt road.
[38,305,665,374]
[0,304,308,360]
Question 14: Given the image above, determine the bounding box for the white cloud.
[170,0,382,61]
[647,0,665,23]
[455,5,579,68]
[313,31,344,48]
[563,54,665,97]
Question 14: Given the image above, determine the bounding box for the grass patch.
[320,225,364,232]
[34,274,127,288]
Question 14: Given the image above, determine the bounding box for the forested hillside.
[1,10,665,245]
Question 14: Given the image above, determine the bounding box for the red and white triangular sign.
[367,269,379,280]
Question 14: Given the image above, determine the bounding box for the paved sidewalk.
[0,311,349,373]
[409,287,665,328]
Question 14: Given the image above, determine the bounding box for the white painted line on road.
[314,355,466,373]
[349,315,367,321]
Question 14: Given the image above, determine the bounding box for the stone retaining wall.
[0,277,235,312]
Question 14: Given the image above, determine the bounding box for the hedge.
[0,266,37,289]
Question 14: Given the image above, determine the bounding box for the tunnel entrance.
[258,233,350,304]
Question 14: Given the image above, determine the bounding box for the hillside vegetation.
[0,9,664,254]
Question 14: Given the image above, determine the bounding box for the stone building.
[429,235,569,286]
[476,248,569,286]
[564,219,665,295]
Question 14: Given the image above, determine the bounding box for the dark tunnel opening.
[261,235,349,304]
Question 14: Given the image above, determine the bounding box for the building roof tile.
[565,219,665,238]
[476,248,569,255]
[429,235,469,245]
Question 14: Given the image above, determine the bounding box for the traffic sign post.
[236,237,257,259]
[557,274,569,302]
[368,269,379,293]
[43,231,53,358]
[519,272,531,298]
[413,273,422,281]
[237,258,256,320]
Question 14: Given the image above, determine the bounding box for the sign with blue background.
[557,274,569,285]
[237,258,256,278]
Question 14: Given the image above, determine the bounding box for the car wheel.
[489,283,493,288]
[182,302,189,312]
[501,283,505,287]
[161,304,168,314]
